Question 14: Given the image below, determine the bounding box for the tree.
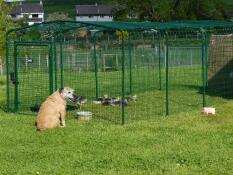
[112,0,227,21]
[172,0,226,20]
[0,0,18,59]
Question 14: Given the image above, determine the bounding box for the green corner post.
[158,32,162,90]
[93,31,99,99]
[165,32,169,116]
[121,31,126,125]
[205,32,209,95]
[201,28,207,107]
[49,41,53,94]
[128,32,132,94]
[6,31,10,112]
[53,33,58,90]
[59,29,64,88]
[13,42,18,113]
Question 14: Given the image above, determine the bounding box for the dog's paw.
[59,121,66,128]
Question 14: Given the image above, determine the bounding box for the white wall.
[13,13,44,25]
[22,13,44,19]
[28,22,34,26]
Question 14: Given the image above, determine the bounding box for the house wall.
[28,22,35,26]
[13,12,44,25]
[21,13,44,20]
[76,15,113,21]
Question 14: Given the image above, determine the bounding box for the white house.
[75,4,114,22]
[10,1,44,26]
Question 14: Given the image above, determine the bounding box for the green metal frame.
[59,30,64,88]
[53,34,58,90]
[165,32,169,116]
[157,32,162,90]
[13,42,18,112]
[6,31,10,112]
[13,41,53,112]
[121,31,126,125]
[92,30,105,99]
[5,20,233,124]
[201,29,207,107]
[128,32,132,94]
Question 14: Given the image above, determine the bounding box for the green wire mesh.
[5,20,233,124]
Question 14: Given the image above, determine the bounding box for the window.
[32,14,38,18]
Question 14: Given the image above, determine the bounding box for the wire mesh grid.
[166,30,203,114]
[16,45,51,113]
[207,28,233,106]
[5,21,233,124]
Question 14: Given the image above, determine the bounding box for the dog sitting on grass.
[36,87,77,131]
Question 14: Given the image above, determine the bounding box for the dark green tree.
[172,0,226,20]
[112,0,227,21]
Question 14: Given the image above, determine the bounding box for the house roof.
[11,2,44,15]
[75,4,113,16]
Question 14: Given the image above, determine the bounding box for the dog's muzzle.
[68,94,78,103]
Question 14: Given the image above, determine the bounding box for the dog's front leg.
[59,110,66,127]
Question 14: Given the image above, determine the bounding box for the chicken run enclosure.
[5,20,233,124]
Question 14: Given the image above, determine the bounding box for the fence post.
[53,33,57,90]
[59,29,64,88]
[158,32,162,90]
[6,31,10,112]
[49,41,53,94]
[93,31,99,99]
[128,32,132,94]
[121,31,125,125]
[205,33,209,93]
[14,42,18,113]
[201,29,207,107]
[165,32,169,116]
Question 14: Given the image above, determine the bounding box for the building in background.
[10,1,44,26]
[75,4,113,22]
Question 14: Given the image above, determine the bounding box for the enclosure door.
[14,42,53,113]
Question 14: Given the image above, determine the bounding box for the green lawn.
[0,75,233,174]
[2,43,233,174]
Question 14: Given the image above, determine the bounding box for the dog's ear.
[59,87,64,94]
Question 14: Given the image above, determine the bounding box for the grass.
[0,75,233,174]
[2,43,233,174]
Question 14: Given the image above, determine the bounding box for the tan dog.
[36,87,77,131]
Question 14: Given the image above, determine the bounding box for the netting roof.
[7,20,233,34]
